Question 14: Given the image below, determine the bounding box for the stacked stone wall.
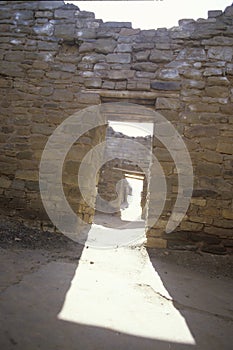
[0,1,232,252]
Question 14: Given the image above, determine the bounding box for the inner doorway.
[89,120,153,247]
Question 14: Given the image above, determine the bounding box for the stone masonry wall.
[0,1,232,253]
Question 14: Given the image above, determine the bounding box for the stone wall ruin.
[0,1,233,253]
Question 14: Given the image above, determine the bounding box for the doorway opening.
[91,120,153,246]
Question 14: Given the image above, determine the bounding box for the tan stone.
[222,209,233,220]
[190,198,207,206]
[0,176,11,189]
[145,237,167,248]
[216,142,232,155]
[180,221,203,231]
[16,170,39,181]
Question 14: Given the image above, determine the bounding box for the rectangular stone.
[106,53,131,64]
[146,237,167,248]
[107,70,134,80]
[156,97,180,110]
[150,49,173,63]
[208,47,233,62]
[216,142,232,155]
[101,21,132,28]
[151,81,181,91]
[222,209,233,220]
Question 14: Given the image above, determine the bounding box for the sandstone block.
[157,68,180,81]
[0,176,11,188]
[156,97,180,110]
[205,86,229,98]
[101,21,132,28]
[196,162,222,176]
[95,39,117,54]
[16,170,39,181]
[216,142,232,155]
[53,89,74,101]
[84,78,102,88]
[188,103,219,112]
[54,24,75,39]
[204,226,232,237]
[107,70,134,80]
[33,22,54,36]
[180,221,203,231]
[177,48,206,61]
[151,81,180,90]
[192,189,218,198]
[203,68,223,77]
[134,50,150,62]
[106,53,131,64]
[132,62,158,72]
[146,237,167,248]
[182,80,205,89]
[54,9,76,19]
[190,198,206,206]
[116,44,132,53]
[150,49,173,63]
[39,1,64,9]
[76,92,100,104]
[181,69,202,80]
[208,47,233,61]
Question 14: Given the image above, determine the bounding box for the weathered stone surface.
[192,189,218,198]
[180,221,203,231]
[205,86,229,98]
[84,78,102,88]
[156,97,180,110]
[157,68,180,81]
[203,68,223,76]
[151,81,180,90]
[208,10,222,18]
[132,62,158,72]
[106,53,131,64]
[107,70,134,80]
[180,69,202,80]
[0,0,232,250]
[150,49,173,63]
[182,80,205,89]
[216,142,232,154]
[0,176,11,188]
[188,103,219,112]
[202,245,227,255]
[134,50,150,61]
[208,47,233,61]
[52,89,74,101]
[33,22,54,36]
[101,21,131,28]
[196,163,222,176]
[38,1,64,10]
[116,44,132,53]
[95,39,117,54]
[176,48,206,61]
[207,77,230,86]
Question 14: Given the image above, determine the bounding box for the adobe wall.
[0,1,232,253]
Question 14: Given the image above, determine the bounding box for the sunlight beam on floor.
[58,247,195,344]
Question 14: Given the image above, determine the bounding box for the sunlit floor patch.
[58,247,195,344]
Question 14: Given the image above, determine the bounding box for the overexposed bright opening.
[109,121,153,137]
[66,0,231,30]
[121,176,144,222]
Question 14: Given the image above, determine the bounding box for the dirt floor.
[0,216,233,350]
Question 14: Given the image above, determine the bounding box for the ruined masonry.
[0,0,233,253]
